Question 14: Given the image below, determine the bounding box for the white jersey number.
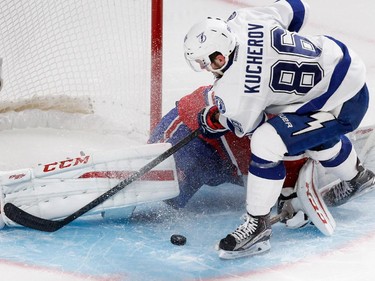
[270,27,323,95]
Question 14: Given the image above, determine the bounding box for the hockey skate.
[321,162,375,207]
[217,213,272,259]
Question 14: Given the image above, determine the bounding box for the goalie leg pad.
[294,159,336,236]
[0,143,179,228]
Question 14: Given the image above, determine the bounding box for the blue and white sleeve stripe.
[285,0,308,32]
[296,37,351,114]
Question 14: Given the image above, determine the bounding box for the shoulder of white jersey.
[231,0,309,32]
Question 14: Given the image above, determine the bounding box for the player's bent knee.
[306,140,342,161]
[251,123,287,162]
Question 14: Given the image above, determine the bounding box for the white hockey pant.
[247,122,358,215]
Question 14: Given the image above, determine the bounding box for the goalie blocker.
[0,143,179,228]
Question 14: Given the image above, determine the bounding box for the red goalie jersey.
[149,85,306,208]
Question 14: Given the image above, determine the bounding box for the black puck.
[170,234,186,246]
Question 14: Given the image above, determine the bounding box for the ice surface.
[0,0,375,280]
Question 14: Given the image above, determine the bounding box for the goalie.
[149,85,319,229]
[149,85,375,231]
[149,85,307,209]
[0,85,309,229]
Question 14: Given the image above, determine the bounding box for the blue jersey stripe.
[249,154,286,180]
[296,37,351,114]
[286,0,306,32]
[320,136,352,167]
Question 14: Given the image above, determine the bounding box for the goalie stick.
[3,128,201,232]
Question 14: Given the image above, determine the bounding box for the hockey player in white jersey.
[184,0,375,259]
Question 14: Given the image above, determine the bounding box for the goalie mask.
[184,17,237,76]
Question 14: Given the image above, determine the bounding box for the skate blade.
[353,180,375,200]
[218,240,271,260]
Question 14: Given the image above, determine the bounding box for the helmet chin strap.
[206,60,227,77]
[206,47,237,78]
[210,68,224,78]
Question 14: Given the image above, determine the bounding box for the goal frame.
[0,0,163,136]
[151,0,163,132]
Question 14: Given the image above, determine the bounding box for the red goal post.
[0,0,163,137]
[151,0,163,132]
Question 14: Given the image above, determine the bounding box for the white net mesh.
[0,0,152,136]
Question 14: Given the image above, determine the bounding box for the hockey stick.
[3,128,201,232]
[270,212,286,225]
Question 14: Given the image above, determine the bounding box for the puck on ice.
[170,234,186,246]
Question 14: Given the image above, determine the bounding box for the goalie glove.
[277,187,310,229]
[198,105,228,138]
[284,201,310,229]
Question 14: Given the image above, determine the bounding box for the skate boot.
[321,162,375,207]
[218,213,272,259]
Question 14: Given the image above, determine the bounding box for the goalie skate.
[321,162,375,207]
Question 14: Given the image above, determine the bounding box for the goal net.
[0,0,162,138]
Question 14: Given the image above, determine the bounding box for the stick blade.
[3,203,64,232]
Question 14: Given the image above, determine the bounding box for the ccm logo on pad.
[43,156,91,173]
[305,182,328,224]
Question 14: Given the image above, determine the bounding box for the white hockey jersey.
[214,0,366,137]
